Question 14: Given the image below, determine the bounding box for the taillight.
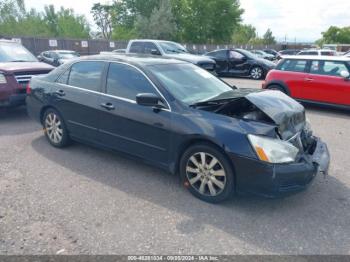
[26,83,31,94]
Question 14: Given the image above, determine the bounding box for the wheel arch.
[173,136,237,189]
[265,80,291,96]
[40,105,63,124]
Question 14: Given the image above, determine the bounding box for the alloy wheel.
[45,113,63,144]
[186,152,227,197]
[250,67,263,79]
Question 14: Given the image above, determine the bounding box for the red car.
[263,56,350,108]
[0,39,53,107]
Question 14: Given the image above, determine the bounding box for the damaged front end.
[210,90,330,178]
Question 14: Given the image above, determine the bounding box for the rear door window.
[208,50,227,59]
[129,42,144,53]
[299,51,318,55]
[68,61,105,92]
[279,59,308,72]
[321,51,334,56]
[229,51,244,60]
[310,60,349,77]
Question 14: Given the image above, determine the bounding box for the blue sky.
[26,0,350,42]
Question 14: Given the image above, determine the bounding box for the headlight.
[248,134,299,164]
[0,73,7,84]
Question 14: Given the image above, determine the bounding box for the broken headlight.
[248,134,299,164]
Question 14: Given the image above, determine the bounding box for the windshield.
[148,63,234,105]
[0,42,37,62]
[159,42,188,54]
[237,49,256,59]
[57,52,79,59]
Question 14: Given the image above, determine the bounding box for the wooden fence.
[5,36,312,55]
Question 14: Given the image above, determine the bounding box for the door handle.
[54,90,65,96]
[304,78,314,82]
[100,102,115,111]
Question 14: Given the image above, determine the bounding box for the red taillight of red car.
[26,83,31,94]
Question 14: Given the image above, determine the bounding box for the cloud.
[26,0,349,42]
[240,0,350,42]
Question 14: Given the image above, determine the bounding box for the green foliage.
[91,3,116,39]
[174,0,243,44]
[263,28,276,45]
[320,26,350,44]
[104,0,244,44]
[135,0,176,40]
[0,0,90,38]
[112,26,137,40]
[232,24,257,44]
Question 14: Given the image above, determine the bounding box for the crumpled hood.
[164,53,215,64]
[245,90,305,139]
[0,62,54,73]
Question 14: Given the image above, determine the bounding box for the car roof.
[44,50,77,53]
[130,39,176,44]
[281,55,350,61]
[0,39,20,44]
[74,53,187,66]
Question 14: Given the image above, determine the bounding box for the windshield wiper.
[189,90,239,108]
[166,49,180,54]
[190,98,235,108]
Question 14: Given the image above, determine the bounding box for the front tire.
[180,143,235,203]
[43,108,70,148]
[250,66,264,80]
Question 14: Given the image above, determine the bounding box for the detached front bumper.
[231,138,330,198]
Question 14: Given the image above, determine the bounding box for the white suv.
[297,49,337,56]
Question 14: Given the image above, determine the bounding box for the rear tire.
[180,143,235,203]
[250,66,264,80]
[42,108,70,148]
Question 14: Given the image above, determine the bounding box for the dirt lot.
[0,78,349,255]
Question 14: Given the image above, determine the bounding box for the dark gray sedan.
[26,54,330,203]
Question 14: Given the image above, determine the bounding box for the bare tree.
[91,3,114,39]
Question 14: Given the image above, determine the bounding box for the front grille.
[288,128,316,154]
[287,132,304,151]
[14,71,50,85]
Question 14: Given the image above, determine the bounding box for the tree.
[320,26,350,44]
[91,3,115,39]
[232,24,257,44]
[174,0,243,43]
[43,5,90,38]
[262,28,276,45]
[0,0,25,22]
[135,0,176,40]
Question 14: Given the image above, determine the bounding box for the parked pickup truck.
[0,39,53,107]
[125,39,216,71]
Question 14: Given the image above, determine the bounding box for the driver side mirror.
[150,49,161,56]
[340,70,350,80]
[136,93,166,110]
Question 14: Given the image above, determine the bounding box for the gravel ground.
[0,78,349,255]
